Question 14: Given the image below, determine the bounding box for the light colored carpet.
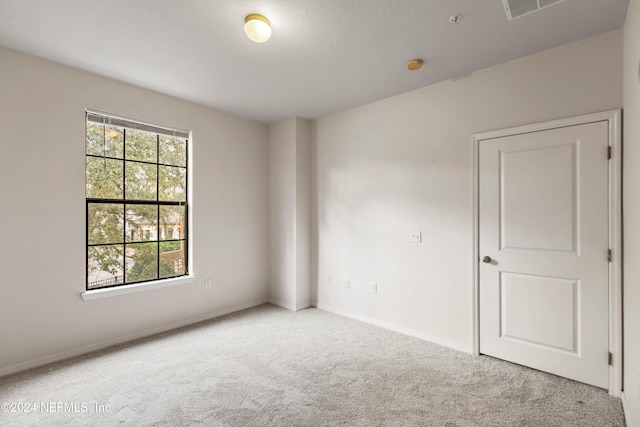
[0,304,625,426]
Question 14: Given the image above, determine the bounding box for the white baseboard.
[316,303,472,354]
[0,298,269,378]
[622,391,635,427]
[269,298,296,311]
[297,302,312,311]
[269,298,311,312]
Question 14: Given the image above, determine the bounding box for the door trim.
[471,110,622,396]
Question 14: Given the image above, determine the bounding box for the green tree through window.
[86,111,189,290]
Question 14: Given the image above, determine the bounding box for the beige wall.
[0,46,270,375]
[269,118,297,308]
[295,118,312,309]
[623,0,640,423]
[268,117,312,310]
[313,30,623,352]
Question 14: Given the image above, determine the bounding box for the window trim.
[81,275,196,301]
[85,109,191,292]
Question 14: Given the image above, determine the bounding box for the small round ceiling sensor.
[407,59,423,71]
[449,14,461,24]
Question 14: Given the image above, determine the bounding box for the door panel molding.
[499,272,580,354]
[472,110,622,396]
[499,143,578,253]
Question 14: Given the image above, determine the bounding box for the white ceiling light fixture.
[407,59,424,71]
[244,14,272,43]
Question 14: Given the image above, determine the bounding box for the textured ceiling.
[0,0,630,123]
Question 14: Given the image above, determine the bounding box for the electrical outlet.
[204,279,212,290]
[369,282,377,294]
[344,279,350,288]
[410,231,422,243]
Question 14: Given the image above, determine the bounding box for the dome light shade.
[244,14,271,43]
[407,59,424,71]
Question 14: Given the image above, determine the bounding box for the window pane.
[159,136,186,167]
[160,241,185,278]
[126,242,158,283]
[86,112,188,290]
[88,245,124,289]
[126,204,158,242]
[125,162,157,200]
[159,166,186,202]
[125,129,157,163]
[86,157,123,199]
[86,122,124,159]
[160,205,185,240]
[88,203,123,245]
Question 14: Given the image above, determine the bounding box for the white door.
[478,121,610,388]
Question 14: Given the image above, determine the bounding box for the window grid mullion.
[122,128,127,285]
[86,153,186,169]
[156,134,160,280]
[184,137,189,276]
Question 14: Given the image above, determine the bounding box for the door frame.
[471,110,622,396]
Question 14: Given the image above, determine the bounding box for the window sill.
[81,275,196,301]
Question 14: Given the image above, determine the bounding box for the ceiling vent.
[502,0,566,21]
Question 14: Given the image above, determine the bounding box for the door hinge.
[608,146,612,159]
[608,352,613,365]
[608,249,612,262]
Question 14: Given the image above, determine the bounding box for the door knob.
[482,256,492,263]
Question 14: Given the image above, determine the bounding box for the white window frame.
[82,110,194,300]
